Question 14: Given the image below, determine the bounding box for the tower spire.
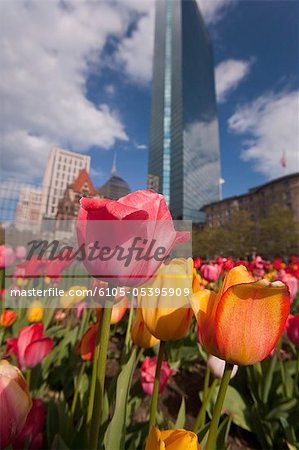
[111,151,117,175]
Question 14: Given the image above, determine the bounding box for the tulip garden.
[0,190,299,450]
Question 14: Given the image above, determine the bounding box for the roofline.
[202,172,299,210]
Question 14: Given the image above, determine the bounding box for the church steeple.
[111,151,117,176]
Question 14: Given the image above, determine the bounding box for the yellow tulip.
[27,300,44,322]
[145,426,200,450]
[131,309,159,348]
[140,258,193,341]
[60,286,87,308]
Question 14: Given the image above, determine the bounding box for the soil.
[106,334,258,450]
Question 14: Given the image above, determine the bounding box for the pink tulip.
[0,245,15,269]
[276,270,298,303]
[75,301,88,319]
[0,360,32,448]
[285,314,299,348]
[76,190,189,286]
[141,356,173,396]
[15,246,27,260]
[6,324,54,370]
[12,399,45,450]
[200,263,221,282]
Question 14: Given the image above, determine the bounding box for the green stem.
[89,298,113,449]
[121,298,134,365]
[71,361,86,417]
[26,369,31,390]
[262,354,277,404]
[193,378,218,433]
[203,366,210,400]
[149,340,166,429]
[124,298,134,350]
[86,329,101,426]
[206,362,233,450]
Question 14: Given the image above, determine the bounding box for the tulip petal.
[191,289,219,356]
[161,429,200,449]
[215,280,290,365]
[118,189,171,221]
[145,426,165,450]
[218,265,254,299]
[23,337,54,368]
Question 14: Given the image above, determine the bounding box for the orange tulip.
[0,309,17,327]
[131,309,159,348]
[77,322,98,360]
[192,265,290,365]
[95,287,128,325]
[145,426,200,450]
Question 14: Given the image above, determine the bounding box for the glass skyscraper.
[148,0,221,222]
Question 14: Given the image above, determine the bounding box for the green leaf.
[104,347,137,450]
[174,397,185,429]
[211,385,252,432]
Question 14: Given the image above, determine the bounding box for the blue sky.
[1,0,298,201]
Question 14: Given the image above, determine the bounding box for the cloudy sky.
[1,0,298,200]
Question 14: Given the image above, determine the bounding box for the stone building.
[202,172,299,227]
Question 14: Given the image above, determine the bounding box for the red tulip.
[15,256,48,278]
[76,189,189,286]
[285,314,299,348]
[201,263,221,282]
[12,399,45,450]
[223,258,234,271]
[0,360,32,448]
[141,356,173,396]
[193,257,202,269]
[6,324,54,369]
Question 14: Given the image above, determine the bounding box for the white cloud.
[115,2,155,84]
[115,0,237,86]
[228,89,299,179]
[196,0,237,24]
[134,141,147,150]
[215,58,253,103]
[0,1,131,181]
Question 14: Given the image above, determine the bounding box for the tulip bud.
[0,360,32,448]
[207,355,238,379]
[141,356,173,396]
[27,300,44,323]
[140,258,193,341]
[131,309,159,348]
[145,426,200,450]
[0,309,17,327]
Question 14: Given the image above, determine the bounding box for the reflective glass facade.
[148,0,221,222]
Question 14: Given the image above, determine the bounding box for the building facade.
[15,185,43,228]
[42,147,90,218]
[148,0,221,222]
[56,169,100,221]
[203,173,299,226]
